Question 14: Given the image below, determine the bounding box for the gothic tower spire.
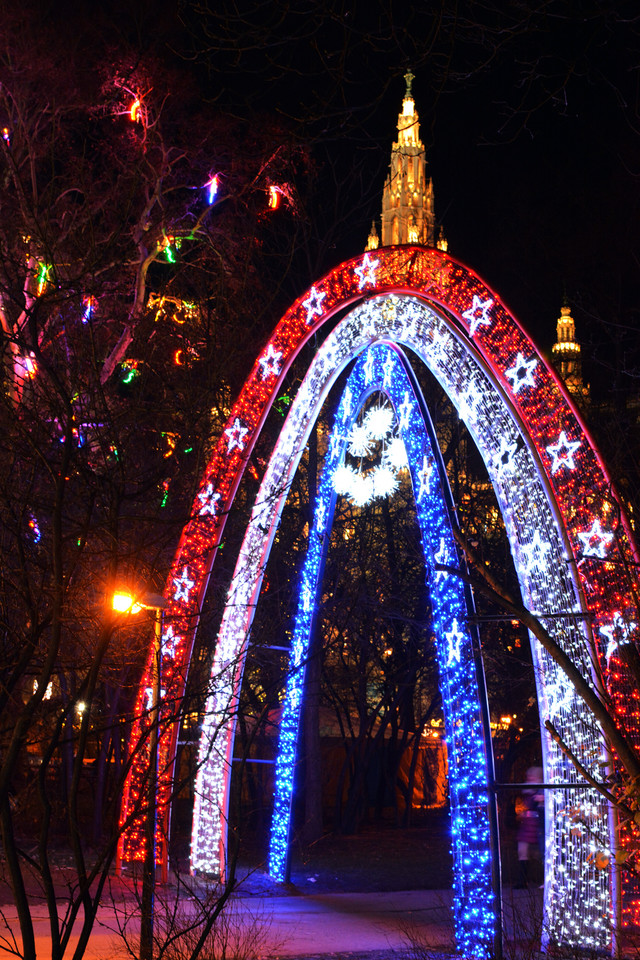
[378,71,445,249]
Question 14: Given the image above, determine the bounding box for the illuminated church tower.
[367,70,447,251]
[551,298,589,402]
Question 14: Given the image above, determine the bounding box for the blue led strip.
[268,341,496,958]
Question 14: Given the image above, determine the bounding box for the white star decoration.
[429,327,449,359]
[457,388,478,424]
[173,566,195,603]
[329,429,342,461]
[316,499,327,532]
[520,529,552,574]
[505,353,538,394]
[161,624,179,658]
[354,253,379,290]
[417,456,434,501]
[445,619,464,665]
[292,637,304,668]
[363,350,375,385]
[382,352,394,390]
[462,295,494,336]
[301,584,314,613]
[577,519,614,559]
[494,437,519,477]
[144,685,167,711]
[225,417,249,453]
[397,392,412,432]
[546,676,573,720]
[434,537,449,583]
[600,612,637,662]
[546,431,581,474]
[197,482,220,517]
[342,386,353,418]
[302,285,326,324]
[258,343,283,379]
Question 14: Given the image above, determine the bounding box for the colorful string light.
[205,174,219,205]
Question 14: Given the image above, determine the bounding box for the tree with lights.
[0,8,308,957]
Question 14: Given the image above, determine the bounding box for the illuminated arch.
[266,341,497,957]
[119,248,640,955]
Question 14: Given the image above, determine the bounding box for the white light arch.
[192,293,612,952]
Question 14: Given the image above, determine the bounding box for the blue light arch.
[268,341,498,957]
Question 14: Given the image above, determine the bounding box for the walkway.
[1,887,548,958]
[4,888,455,958]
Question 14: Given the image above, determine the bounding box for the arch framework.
[119,248,640,955]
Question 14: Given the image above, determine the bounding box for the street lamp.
[112,590,168,960]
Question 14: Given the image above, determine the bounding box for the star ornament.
[417,455,434,501]
[173,566,195,604]
[546,431,581,474]
[397,392,412,432]
[445,619,465,665]
[197,482,220,517]
[315,499,327,533]
[302,285,326,324]
[520,529,552,575]
[494,437,519,477]
[601,612,637,662]
[457,388,478,424]
[546,676,573,720]
[301,583,314,613]
[434,537,450,583]
[505,353,538,394]
[577,519,614,559]
[354,253,379,290]
[292,638,305,668]
[328,428,342,461]
[225,417,249,453]
[382,351,394,390]
[144,685,167,711]
[363,349,375,385]
[429,327,449,359]
[161,624,179,658]
[258,343,283,380]
[462,295,494,336]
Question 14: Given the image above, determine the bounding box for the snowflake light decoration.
[332,396,407,507]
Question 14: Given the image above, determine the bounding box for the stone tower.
[368,71,446,250]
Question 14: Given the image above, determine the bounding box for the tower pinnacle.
[404,69,414,98]
[375,73,443,249]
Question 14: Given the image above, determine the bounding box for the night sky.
[173,2,640,384]
[55,1,640,390]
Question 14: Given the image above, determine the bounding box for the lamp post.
[112,590,168,960]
